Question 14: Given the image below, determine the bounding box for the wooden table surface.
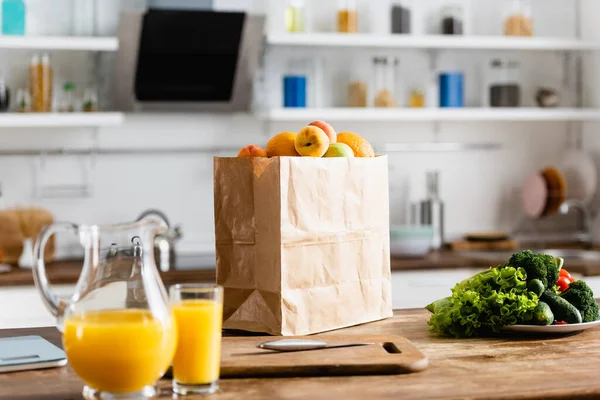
[2,308,600,400]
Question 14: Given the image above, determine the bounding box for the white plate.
[500,319,600,334]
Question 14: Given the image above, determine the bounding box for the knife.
[257,339,375,352]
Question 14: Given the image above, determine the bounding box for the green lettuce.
[426,266,539,338]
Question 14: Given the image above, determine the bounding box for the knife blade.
[257,339,375,352]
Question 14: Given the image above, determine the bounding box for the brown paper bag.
[214,156,392,336]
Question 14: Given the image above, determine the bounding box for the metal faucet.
[136,209,182,272]
[558,200,594,245]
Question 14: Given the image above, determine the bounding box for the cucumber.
[530,301,554,326]
[541,291,582,324]
[527,279,545,297]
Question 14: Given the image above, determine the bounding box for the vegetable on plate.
[426,250,598,338]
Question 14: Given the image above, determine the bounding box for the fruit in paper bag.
[266,132,300,157]
[309,120,337,144]
[337,132,375,158]
[323,143,355,158]
[237,145,267,158]
[295,126,330,157]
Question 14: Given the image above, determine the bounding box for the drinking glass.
[170,284,224,395]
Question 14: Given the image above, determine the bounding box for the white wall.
[0,0,592,258]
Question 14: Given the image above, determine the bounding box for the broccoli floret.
[541,254,560,289]
[560,280,599,323]
[507,250,549,288]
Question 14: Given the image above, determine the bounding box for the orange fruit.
[336,132,375,158]
[266,132,300,157]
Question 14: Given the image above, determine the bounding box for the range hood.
[114,9,265,112]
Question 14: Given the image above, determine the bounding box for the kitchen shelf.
[266,33,600,52]
[0,113,125,128]
[259,108,600,122]
[0,36,119,51]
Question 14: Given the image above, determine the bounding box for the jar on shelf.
[485,58,521,108]
[337,0,358,33]
[348,68,368,107]
[503,0,533,37]
[30,53,53,112]
[409,89,425,108]
[372,56,398,108]
[391,0,411,34]
[15,88,31,113]
[285,0,305,33]
[83,87,99,112]
[60,82,76,112]
[441,5,464,35]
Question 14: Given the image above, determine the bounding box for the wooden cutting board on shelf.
[220,335,428,378]
[447,239,520,252]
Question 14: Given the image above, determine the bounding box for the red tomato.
[556,276,571,292]
[559,269,573,280]
[554,321,567,325]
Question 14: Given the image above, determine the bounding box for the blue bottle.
[439,72,464,108]
[283,75,307,108]
[2,0,26,36]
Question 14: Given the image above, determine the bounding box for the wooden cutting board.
[220,335,428,378]
[447,239,520,252]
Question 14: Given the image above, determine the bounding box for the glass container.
[83,87,99,112]
[391,0,411,34]
[285,0,305,33]
[504,0,533,37]
[1,0,26,36]
[486,58,521,107]
[409,89,425,108]
[337,0,358,33]
[33,218,177,400]
[170,284,223,395]
[372,56,398,108]
[30,54,52,112]
[441,5,463,35]
[60,82,76,112]
[15,88,30,112]
[0,76,9,112]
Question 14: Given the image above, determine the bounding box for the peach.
[309,120,337,144]
[295,126,330,157]
[237,145,267,158]
[323,143,355,158]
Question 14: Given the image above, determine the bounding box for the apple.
[323,143,355,158]
[295,126,330,157]
[308,120,337,144]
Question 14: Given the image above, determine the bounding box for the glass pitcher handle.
[33,222,78,319]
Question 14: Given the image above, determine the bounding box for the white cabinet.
[0,285,75,329]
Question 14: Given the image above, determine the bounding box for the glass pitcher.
[33,218,177,400]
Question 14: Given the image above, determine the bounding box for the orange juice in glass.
[170,284,223,395]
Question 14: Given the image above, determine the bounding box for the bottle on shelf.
[504,0,533,37]
[285,0,305,33]
[391,0,411,34]
[30,53,53,112]
[1,0,26,36]
[441,5,464,35]
[337,0,358,33]
[60,82,76,112]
